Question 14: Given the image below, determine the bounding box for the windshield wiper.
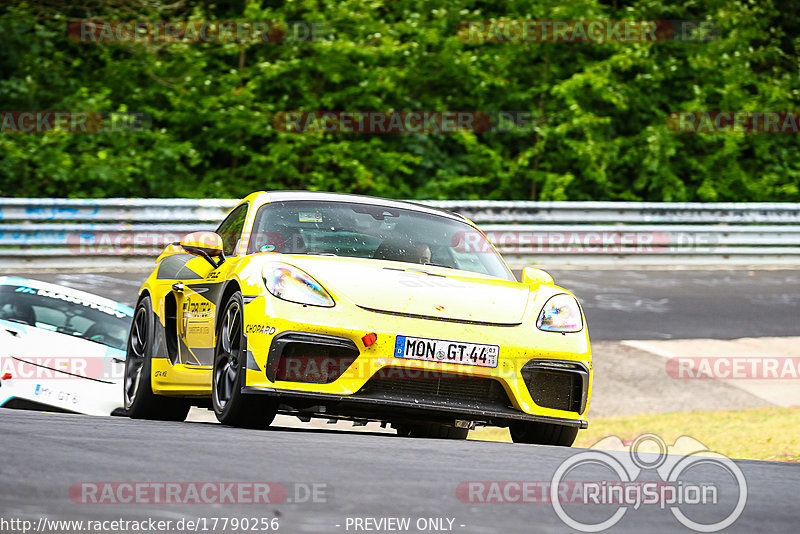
[426,263,455,270]
[4,318,33,326]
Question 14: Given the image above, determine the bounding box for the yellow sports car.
[124,191,591,445]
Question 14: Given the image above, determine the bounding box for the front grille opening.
[274,345,357,384]
[267,332,359,384]
[359,368,511,409]
[523,369,584,413]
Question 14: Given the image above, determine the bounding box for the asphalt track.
[13,268,800,341]
[2,410,799,533]
[3,268,799,533]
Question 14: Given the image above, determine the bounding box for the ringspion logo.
[550,434,746,532]
[458,435,746,532]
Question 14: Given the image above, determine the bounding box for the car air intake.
[358,368,511,411]
[266,332,359,384]
[520,360,588,414]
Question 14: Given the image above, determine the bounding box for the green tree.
[1,0,798,201]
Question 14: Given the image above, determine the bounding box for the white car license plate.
[394,335,499,368]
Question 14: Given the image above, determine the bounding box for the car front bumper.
[241,295,593,428]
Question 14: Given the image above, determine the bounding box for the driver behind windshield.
[414,243,432,265]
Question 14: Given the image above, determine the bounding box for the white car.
[0,276,133,416]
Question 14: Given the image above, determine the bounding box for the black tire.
[509,421,578,446]
[124,295,190,421]
[396,422,469,440]
[212,292,278,429]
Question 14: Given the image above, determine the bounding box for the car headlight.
[536,294,583,333]
[262,264,334,307]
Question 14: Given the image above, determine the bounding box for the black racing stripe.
[185,282,225,304]
[246,350,262,371]
[185,347,214,366]
[151,309,169,359]
[151,314,212,366]
[178,333,203,365]
[157,254,203,280]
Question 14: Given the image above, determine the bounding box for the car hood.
[273,256,532,324]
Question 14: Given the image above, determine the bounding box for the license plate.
[394,335,499,368]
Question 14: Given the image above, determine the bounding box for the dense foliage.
[1,0,798,201]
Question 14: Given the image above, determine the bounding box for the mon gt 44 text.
[125,191,592,445]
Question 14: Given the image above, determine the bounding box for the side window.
[216,204,248,257]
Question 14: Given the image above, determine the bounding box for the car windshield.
[247,200,514,280]
[0,284,132,351]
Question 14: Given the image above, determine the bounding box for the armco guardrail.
[1,198,799,268]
